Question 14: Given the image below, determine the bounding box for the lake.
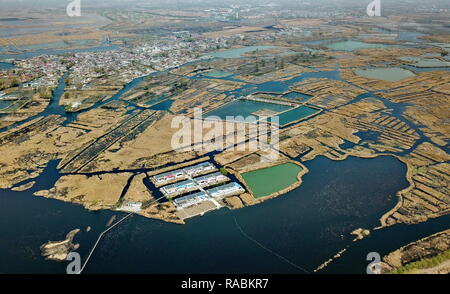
[1,155,426,274]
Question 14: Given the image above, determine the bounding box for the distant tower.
[231,5,240,20]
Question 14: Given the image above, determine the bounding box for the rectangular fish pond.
[269,105,321,126]
[205,99,292,120]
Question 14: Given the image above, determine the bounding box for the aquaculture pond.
[202,70,233,78]
[256,81,290,93]
[273,106,320,126]
[241,162,303,198]
[302,39,339,46]
[326,41,389,52]
[282,91,312,103]
[0,100,16,110]
[207,46,275,59]
[399,56,450,68]
[355,68,415,81]
[205,99,291,120]
[397,32,425,42]
[149,99,174,111]
[371,28,426,42]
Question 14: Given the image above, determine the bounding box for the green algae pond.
[355,67,416,81]
[241,162,303,198]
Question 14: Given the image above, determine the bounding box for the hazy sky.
[0,0,449,10]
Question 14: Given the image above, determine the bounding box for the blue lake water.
[256,81,289,93]
[1,155,433,274]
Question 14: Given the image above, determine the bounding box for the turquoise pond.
[326,41,389,51]
[202,70,233,78]
[205,99,291,120]
[272,106,320,126]
[355,68,415,81]
[207,46,275,59]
